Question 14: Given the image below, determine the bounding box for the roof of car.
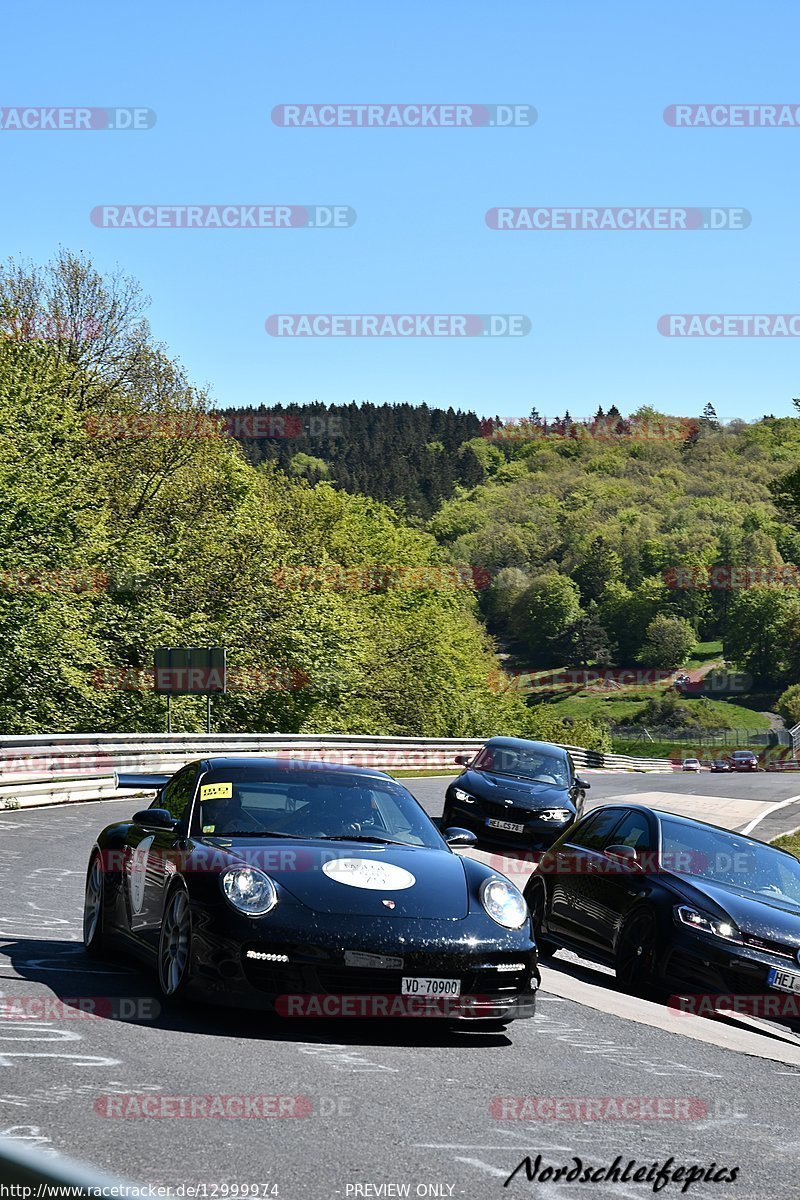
[201,755,392,779]
[587,802,791,852]
[483,737,569,758]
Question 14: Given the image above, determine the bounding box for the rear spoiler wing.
[114,772,171,791]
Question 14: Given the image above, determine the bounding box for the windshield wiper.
[314,834,410,845]
[208,829,297,838]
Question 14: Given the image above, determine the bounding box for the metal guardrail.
[0,733,671,809]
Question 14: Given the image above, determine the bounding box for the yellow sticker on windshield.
[201,782,233,801]
[202,824,216,834]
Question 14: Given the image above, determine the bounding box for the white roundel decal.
[129,835,155,914]
[322,858,416,891]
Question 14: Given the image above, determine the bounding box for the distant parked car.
[711,758,732,773]
[682,758,702,773]
[731,750,759,773]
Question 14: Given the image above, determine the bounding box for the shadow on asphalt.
[0,936,515,1049]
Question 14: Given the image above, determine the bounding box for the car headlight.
[221,867,278,916]
[480,876,528,930]
[674,905,741,942]
[538,808,572,822]
[454,788,475,803]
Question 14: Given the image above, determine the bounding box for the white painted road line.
[740,793,800,835]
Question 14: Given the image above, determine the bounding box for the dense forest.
[219,401,484,517]
[5,251,800,744]
[223,396,800,717]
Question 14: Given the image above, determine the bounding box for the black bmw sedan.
[441,737,590,850]
[83,756,539,1027]
[524,803,800,1008]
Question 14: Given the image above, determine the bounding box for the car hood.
[672,875,800,945]
[460,769,572,809]
[199,837,470,918]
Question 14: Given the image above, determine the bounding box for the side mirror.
[604,844,640,869]
[132,808,177,831]
[454,754,472,766]
[445,827,478,848]
[575,775,590,789]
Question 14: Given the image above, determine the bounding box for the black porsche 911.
[524,803,800,1007]
[83,757,539,1026]
[441,737,590,850]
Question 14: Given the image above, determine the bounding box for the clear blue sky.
[2,1,798,423]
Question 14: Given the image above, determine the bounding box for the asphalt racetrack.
[1,773,799,1198]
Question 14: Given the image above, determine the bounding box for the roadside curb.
[539,964,800,1065]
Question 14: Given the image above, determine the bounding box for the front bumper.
[663,929,800,1013]
[188,907,540,1021]
[446,797,573,849]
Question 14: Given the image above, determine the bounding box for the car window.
[160,764,200,823]
[193,767,441,847]
[567,808,627,850]
[474,745,569,786]
[661,817,800,905]
[603,811,652,851]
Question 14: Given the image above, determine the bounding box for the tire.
[525,878,557,959]
[157,884,193,1005]
[83,853,106,957]
[615,907,658,996]
[440,805,454,830]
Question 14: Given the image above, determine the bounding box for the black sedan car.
[83,757,539,1026]
[524,804,800,1007]
[441,737,589,850]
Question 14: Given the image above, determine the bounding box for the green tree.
[638,614,696,669]
[777,683,800,726]
[573,536,622,603]
[510,574,582,657]
[554,603,617,668]
[724,586,800,682]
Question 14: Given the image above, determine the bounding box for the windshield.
[473,745,569,787]
[193,766,442,848]
[661,818,800,906]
